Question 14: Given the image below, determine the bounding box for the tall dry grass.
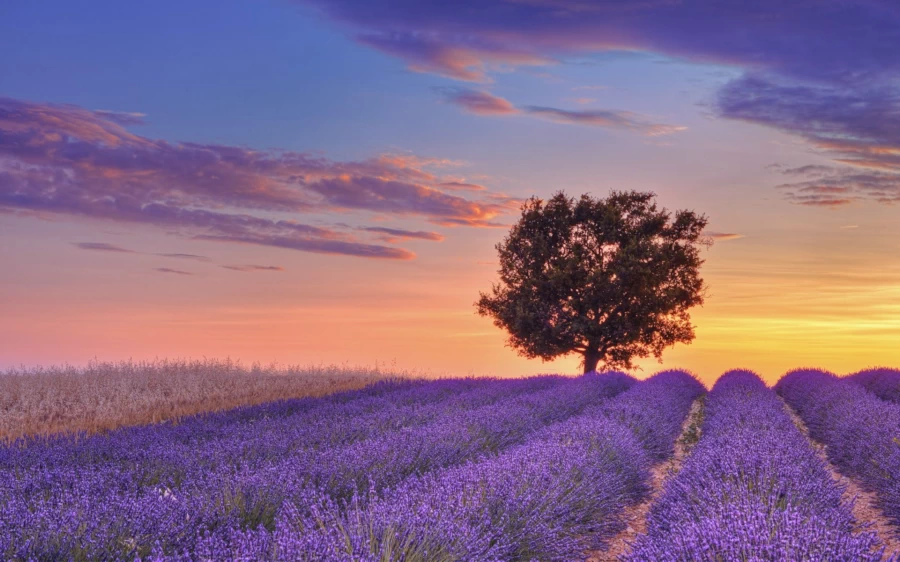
[0,358,424,443]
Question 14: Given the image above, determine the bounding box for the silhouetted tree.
[476,191,709,374]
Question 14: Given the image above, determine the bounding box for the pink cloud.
[0,97,517,260]
[360,226,445,242]
[704,232,745,241]
[73,242,135,253]
[441,89,685,136]
[443,89,519,115]
[221,265,285,272]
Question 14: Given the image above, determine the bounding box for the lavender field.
[2,368,899,561]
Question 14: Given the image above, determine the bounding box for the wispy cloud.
[221,265,285,272]
[773,165,900,207]
[441,88,685,136]
[73,242,135,253]
[155,268,192,276]
[360,226,445,242]
[441,89,518,115]
[0,98,519,260]
[73,242,215,262]
[155,253,212,262]
[522,106,686,136]
[705,232,745,241]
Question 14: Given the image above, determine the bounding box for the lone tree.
[476,190,709,374]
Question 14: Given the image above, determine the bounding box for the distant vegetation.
[0,358,424,442]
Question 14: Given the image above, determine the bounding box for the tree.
[476,190,710,374]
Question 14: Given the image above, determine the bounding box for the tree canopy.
[476,190,709,373]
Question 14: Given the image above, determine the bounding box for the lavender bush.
[777,369,900,533]
[847,367,900,404]
[0,372,634,560]
[198,370,704,561]
[628,370,885,561]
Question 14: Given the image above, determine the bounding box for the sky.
[2,0,899,385]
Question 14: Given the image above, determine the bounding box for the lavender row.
[0,373,633,560]
[628,370,884,561]
[1,375,561,475]
[847,368,900,404]
[777,369,900,533]
[189,370,704,561]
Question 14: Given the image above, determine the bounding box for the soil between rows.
[586,396,705,562]
[782,400,900,561]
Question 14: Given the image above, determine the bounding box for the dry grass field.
[0,358,422,442]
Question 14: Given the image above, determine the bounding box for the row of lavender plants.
[847,367,900,404]
[777,369,900,533]
[191,370,705,561]
[628,370,886,561]
[0,373,634,560]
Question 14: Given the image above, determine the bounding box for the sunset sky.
[2,0,899,385]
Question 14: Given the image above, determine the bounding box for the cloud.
[0,97,517,260]
[441,88,685,135]
[155,253,212,262]
[221,265,285,272]
[92,110,147,126]
[300,1,900,85]
[441,89,518,115]
[704,232,745,241]
[360,226,445,242]
[773,165,900,206]
[357,32,553,82]
[155,268,192,276]
[298,0,900,206]
[73,242,135,253]
[439,181,487,192]
[73,242,216,262]
[522,106,685,136]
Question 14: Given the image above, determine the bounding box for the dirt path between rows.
[782,399,900,561]
[585,397,705,562]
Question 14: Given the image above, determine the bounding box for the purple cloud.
[155,268,192,276]
[442,89,518,115]
[193,233,414,260]
[522,106,685,136]
[441,89,685,135]
[299,0,900,206]
[73,242,217,261]
[92,110,147,126]
[300,1,900,84]
[360,226,445,242]
[73,242,135,253]
[221,265,285,272]
[0,98,518,260]
[155,253,212,262]
[773,165,900,207]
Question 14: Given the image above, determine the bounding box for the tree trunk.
[583,348,601,374]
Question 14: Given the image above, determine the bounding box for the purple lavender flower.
[628,370,884,561]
